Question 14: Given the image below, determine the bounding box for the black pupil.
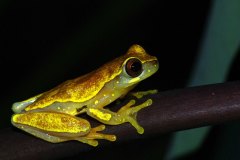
[131,61,141,72]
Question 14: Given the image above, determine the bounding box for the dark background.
[4,0,240,159]
[0,0,210,128]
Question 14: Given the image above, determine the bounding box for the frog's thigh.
[12,123,72,143]
[11,112,90,142]
[14,123,101,146]
[12,112,116,146]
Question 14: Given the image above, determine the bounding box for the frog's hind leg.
[12,123,70,143]
[12,123,101,146]
[12,112,116,146]
[31,125,115,146]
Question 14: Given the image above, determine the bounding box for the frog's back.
[24,57,124,111]
[24,44,156,111]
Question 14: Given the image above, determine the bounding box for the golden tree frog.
[11,44,159,146]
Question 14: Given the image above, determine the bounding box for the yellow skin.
[11,45,159,146]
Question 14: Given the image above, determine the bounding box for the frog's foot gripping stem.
[118,99,153,134]
[131,90,158,99]
[86,99,152,134]
[76,125,116,147]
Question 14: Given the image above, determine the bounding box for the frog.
[11,44,159,146]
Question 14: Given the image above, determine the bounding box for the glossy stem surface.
[1,81,240,159]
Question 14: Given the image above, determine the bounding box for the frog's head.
[116,44,159,88]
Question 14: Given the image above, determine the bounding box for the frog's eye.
[125,58,143,77]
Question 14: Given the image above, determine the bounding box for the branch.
[1,81,240,159]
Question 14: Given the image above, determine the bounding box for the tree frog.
[11,44,159,146]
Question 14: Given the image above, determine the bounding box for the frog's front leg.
[86,99,152,134]
[11,112,116,146]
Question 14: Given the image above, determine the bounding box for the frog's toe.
[131,99,152,114]
[92,124,105,132]
[120,99,152,119]
[76,138,99,147]
[87,125,117,142]
[105,134,117,141]
[126,116,144,134]
[137,126,144,134]
[88,140,99,147]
